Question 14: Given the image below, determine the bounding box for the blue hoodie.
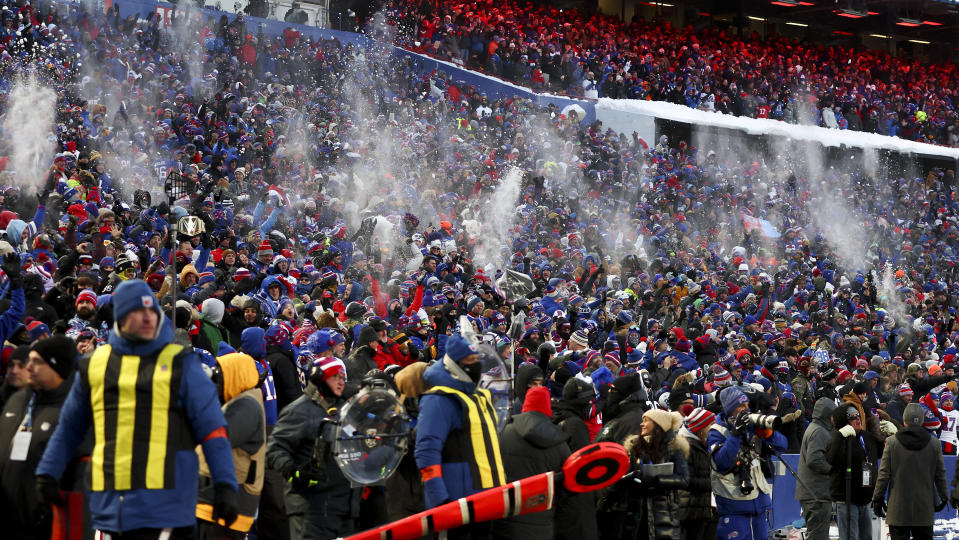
[253,275,283,318]
[37,296,236,532]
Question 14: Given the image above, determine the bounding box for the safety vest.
[82,343,194,492]
[196,388,266,532]
[426,385,506,489]
[707,424,771,501]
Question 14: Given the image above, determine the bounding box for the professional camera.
[747,413,782,430]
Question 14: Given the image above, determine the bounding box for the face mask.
[462,361,483,383]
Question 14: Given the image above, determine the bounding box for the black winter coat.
[599,432,690,540]
[552,402,599,540]
[677,427,713,521]
[0,375,82,539]
[494,411,571,539]
[345,345,378,381]
[266,383,355,506]
[266,345,301,413]
[826,407,882,505]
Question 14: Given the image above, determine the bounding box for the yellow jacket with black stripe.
[36,319,238,532]
[415,356,505,508]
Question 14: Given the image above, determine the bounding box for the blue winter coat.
[706,414,786,516]
[36,317,237,532]
[415,360,491,508]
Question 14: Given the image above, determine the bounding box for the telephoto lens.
[747,413,782,430]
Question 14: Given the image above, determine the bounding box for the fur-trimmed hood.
[623,427,690,459]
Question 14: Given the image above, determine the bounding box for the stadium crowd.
[0,1,957,540]
[389,0,959,147]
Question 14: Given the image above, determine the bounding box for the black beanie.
[31,336,77,381]
[611,373,641,397]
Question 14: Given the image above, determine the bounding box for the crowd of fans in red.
[387,0,959,147]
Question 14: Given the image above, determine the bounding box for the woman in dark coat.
[598,408,689,540]
[495,387,570,538]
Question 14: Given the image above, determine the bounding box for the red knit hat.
[684,407,716,434]
[257,239,273,258]
[521,386,552,416]
[76,289,98,308]
[315,356,346,382]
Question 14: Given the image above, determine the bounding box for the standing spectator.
[196,352,266,539]
[35,280,239,539]
[827,404,883,540]
[345,326,380,380]
[873,403,948,540]
[940,391,959,455]
[678,408,718,540]
[0,251,27,407]
[494,386,570,538]
[553,376,599,540]
[796,398,837,540]
[0,336,78,539]
[0,345,30,408]
[887,384,913,425]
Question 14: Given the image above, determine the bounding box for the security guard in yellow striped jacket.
[416,333,505,539]
[36,279,239,539]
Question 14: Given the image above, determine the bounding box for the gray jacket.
[795,398,836,501]
[874,425,948,526]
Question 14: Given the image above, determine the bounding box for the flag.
[495,269,535,303]
[741,213,781,238]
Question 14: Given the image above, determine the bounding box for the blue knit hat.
[446,334,477,364]
[720,386,749,417]
[112,279,161,322]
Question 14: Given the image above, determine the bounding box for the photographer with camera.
[266,356,359,539]
[826,404,882,540]
[707,387,787,540]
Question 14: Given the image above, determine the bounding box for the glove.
[755,428,773,439]
[3,253,22,289]
[732,410,751,435]
[872,499,886,518]
[36,474,63,507]
[879,420,898,436]
[635,474,660,491]
[839,425,857,438]
[211,482,238,527]
[287,470,321,490]
[781,409,803,423]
